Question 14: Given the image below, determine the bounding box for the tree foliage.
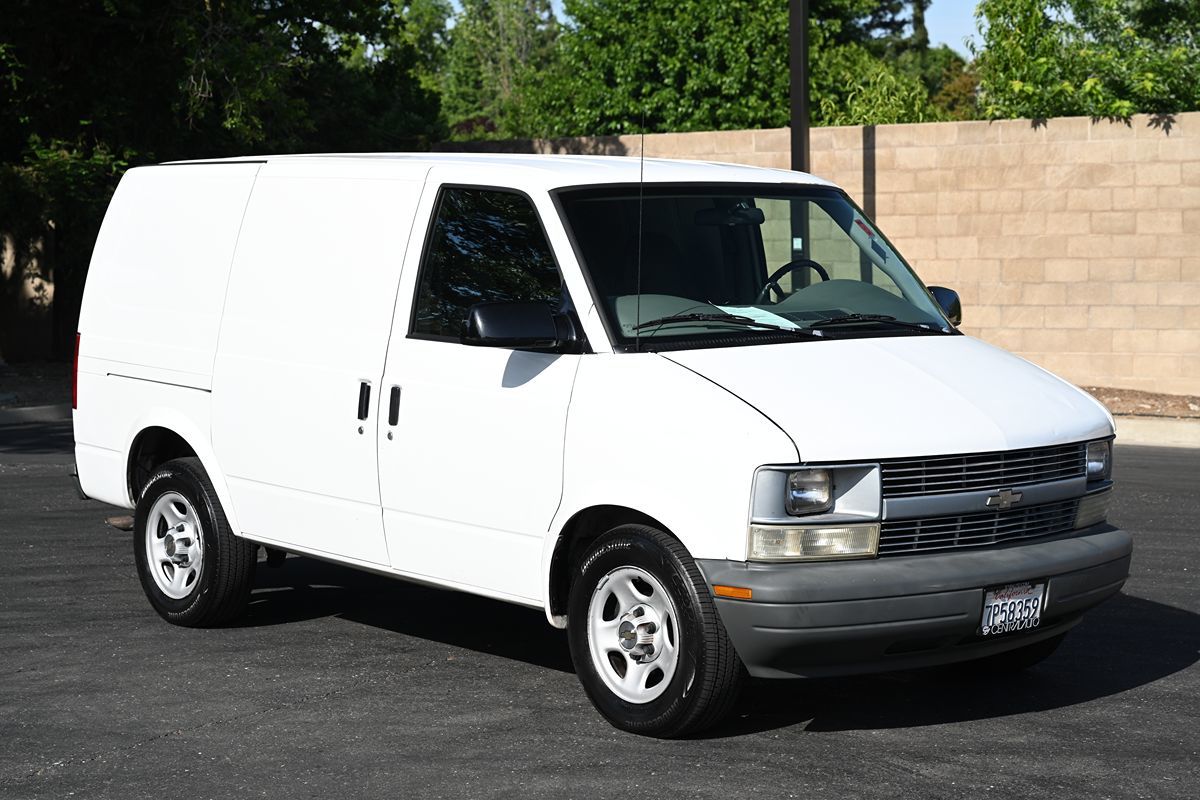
[8,0,1197,361]
[510,0,950,138]
[0,1,441,358]
[1,1,441,162]
[390,0,453,96]
[973,0,1200,119]
[517,0,790,136]
[816,42,943,126]
[442,0,559,139]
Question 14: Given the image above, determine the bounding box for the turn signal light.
[712,585,752,600]
[1075,489,1112,529]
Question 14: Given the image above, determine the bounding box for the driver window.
[411,187,563,339]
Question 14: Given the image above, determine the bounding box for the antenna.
[634,111,645,353]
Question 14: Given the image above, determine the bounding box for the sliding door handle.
[357,381,371,421]
[388,386,401,426]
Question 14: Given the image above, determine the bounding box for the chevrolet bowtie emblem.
[986,489,1024,510]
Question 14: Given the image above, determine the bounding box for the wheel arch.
[543,504,676,629]
[122,411,242,535]
[127,427,196,501]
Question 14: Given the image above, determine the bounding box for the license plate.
[980,582,1046,636]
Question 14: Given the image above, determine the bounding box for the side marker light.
[713,585,752,600]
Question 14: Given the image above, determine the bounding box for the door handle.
[357,381,371,421]
[388,386,401,426]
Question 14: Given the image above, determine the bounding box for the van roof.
[160,152,835,192]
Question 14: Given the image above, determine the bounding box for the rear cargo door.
[212,159,428,565]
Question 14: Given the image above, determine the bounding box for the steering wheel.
[755,259,831,304]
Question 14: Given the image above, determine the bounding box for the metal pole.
[860,125,876,281]
[789,0,809,174]
[789,0,810,265]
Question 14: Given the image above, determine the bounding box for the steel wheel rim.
[145,491,204,600]
[586,566,680,704]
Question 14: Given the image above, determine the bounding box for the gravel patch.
[1082,386,1200,420]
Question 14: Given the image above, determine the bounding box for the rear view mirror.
[462,301,578,351]
[694,204,765,226]
[928,286,962,326]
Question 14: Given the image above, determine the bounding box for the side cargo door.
[212,159,428,565]
[377,175,582,603]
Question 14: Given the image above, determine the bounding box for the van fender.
[121,408,243,537]
[540,353,800,628]
[539,495,685,629]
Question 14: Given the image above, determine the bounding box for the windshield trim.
[634,326,953,354]
[549,181,953,353]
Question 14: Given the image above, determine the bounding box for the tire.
[567,524,743,738]
[962,632,1067,674]
[133,457,255,627]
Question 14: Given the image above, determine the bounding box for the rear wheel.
[133,457,255,626]
[567,525,743,738]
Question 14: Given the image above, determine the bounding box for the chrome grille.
[879,443,1087,498]
[879,499,1079,556]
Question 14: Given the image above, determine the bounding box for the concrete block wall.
[807,114,1200,397]
[449,113,1200,395]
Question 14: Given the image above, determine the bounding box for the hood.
[663,335,1113,462]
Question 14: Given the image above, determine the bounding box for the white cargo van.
[74,154,1130,737]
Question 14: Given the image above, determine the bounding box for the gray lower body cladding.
[697,525,1131,679]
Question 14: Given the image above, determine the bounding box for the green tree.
[861,1,977,121]
[389,0,453,96]
[517,0,940,138]
[0,1,442,358]
[816,42,943,126]
[519,0,788,136]
[442,0,559,138]
[972,0,1200,119]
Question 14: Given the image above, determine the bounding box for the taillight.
[72,333,80,409]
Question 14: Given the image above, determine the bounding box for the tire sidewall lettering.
[135,466,217,617]
[567,526,711,733]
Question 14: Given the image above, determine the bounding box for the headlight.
[750,524,879,561]
[785,469,833,515]
[1086,440,1112,481]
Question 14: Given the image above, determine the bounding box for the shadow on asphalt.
[238,554,573,673]
[0,420,74,455]
[238,557,1197,738]
[706,591,1200,737]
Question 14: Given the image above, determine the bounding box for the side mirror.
[462,301,578,351]
[928,286,962,327]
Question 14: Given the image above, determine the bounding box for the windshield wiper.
[634,312,824,338]
[807,314,947,333]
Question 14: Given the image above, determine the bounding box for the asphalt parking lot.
[1,421,1196,800]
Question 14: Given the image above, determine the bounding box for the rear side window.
[411,187,563,339]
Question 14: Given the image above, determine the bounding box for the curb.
[1114,416,1200,449]
[0,403,72,425]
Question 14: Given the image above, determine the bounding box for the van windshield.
[555,184,952,351]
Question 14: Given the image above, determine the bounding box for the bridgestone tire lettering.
[133,457,256,627]
[566,524,744,738]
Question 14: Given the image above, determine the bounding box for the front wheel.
[567,525,743,737]
[133,457,255,627]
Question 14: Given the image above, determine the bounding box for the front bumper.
[697,524,1131,678]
